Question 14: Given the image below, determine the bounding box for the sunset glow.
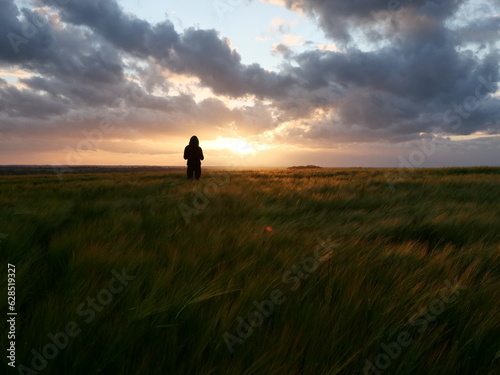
[207,137,257,155]
[0,0,498,167]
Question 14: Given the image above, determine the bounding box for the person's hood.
[189,136,199,146]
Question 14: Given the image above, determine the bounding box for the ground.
[0,167,499,374]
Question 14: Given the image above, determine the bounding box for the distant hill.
[287,165,322,170]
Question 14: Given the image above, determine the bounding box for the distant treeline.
[287,165,322,170]
[0,165,184,176]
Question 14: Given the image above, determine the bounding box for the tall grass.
[0,168,499,374]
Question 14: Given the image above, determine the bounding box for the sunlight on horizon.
[205,136,261,155]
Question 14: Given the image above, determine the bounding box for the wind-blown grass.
[0,167,499,374]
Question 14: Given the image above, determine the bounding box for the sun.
[208,137,256,155]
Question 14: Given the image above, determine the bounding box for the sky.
[0,0,499,167]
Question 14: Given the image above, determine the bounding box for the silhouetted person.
[184,135,204,179]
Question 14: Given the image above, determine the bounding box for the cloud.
[276,0,468,43]
[454,15,500,47]
[166,28,295,98]
[0,0,499,164]
[55,0,179,59]
[281,34,303,46]
[0,83,72,119]
[45,0,296,99]
[272,43,293,59]
[0,0,283,142]
[267,0,500,140]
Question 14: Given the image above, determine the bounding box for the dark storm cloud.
[456,16,500,47]
[0,0,126,107]
[47,0,296,98]
[168,28,295,98]
[287,36,499,135]
[52,0,179,59]
[273,0,500,139]
[20,75,124,107]
[281,0,466,42]
[0,83,72,119]
[0,1,54,62]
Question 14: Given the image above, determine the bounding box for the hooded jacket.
[184,136,204,166]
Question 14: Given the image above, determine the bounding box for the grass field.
[1,167,499,375]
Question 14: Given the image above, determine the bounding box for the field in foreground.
[1,167,499,375]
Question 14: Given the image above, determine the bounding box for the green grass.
[0,167,499,374]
